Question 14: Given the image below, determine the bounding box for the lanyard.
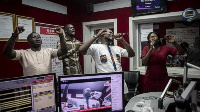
[107,45,117,71]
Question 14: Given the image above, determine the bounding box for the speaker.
[87,3,94,14]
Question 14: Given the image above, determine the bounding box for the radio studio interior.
[0,0,200,112]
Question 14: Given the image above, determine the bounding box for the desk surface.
[136,68,200,79]
[125,92,174,112]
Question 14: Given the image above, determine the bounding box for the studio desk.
[125,92,200,112]
[125,92,173,112]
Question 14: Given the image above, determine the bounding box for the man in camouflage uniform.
[57,24,82,75]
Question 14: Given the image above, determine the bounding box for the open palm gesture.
[165,35,175,43]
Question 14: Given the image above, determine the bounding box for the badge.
[116,54,121,62]
[100,55,107,63]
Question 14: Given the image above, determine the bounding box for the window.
[129,10,200,76]
[138,22,200,68]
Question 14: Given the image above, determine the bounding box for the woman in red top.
[141,32,184,93]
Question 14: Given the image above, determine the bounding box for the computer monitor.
[131,0,168,17]
[0,73,57,112]
[58,72,124,112]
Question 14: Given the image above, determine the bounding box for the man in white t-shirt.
[3,26,68,76]
[79,29,135,100]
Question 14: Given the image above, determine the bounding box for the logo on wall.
[182,8,198,22]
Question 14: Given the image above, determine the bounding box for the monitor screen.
[131,0,168,16]
[58,72,124,112]
[0,73,57,112]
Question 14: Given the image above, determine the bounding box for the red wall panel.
[0,0,70,79]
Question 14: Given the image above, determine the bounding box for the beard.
[104,34,114,41]
[105,38,114,45]
[65,31,75,37]
[104,33,113,40]
[30,42,41,47]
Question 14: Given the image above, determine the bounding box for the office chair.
[124,71,140,101]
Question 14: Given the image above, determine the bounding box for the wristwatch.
[12,33,18,37]
[93,35,98,39]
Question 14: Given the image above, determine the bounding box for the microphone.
[114,33,128,38]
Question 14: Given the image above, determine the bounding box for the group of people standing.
[4,24,188,97]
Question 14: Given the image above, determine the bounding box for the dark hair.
[195,37,199,40]
[194,37,200,48]
[195,37,199,43]
[147,32,162,46]
[180,42,189,53]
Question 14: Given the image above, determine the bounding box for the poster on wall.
[140,23,153,41]
[140,23,153,52]
[166,27,199,47]
[166,27,199,67]
[36,25,64,76]
[16,15,35,42]
[139,23,153,66]
[0,12,15,41]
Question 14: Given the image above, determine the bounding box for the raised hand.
[75,42,83,51]
[150,39,156,49]
[14,26,25,35]
[164,35,175,43]
[55,27,64,37]
[96,29,107,37]
[114,33,125,42]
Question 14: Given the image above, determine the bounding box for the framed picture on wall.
[16,15,35,42]
[0,12,15,41]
